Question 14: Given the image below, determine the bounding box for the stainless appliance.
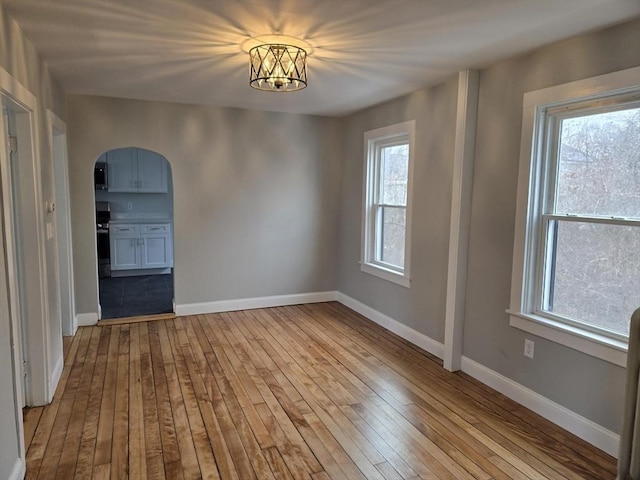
[94,162,108,190]
[96,201,111,278]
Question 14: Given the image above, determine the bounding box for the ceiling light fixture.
[249,43,307,92]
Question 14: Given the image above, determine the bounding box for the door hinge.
[8,135,17,154]
[22,360,28,379]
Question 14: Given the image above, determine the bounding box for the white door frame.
[95,149,175,319]
[0,66,53,406]
[47,110,76,337]
[0,175,26,480]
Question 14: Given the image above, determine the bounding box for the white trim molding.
[359,263,410,288]
[333,291,618,456]
[72,288,622,456]
[509,66,640,366]
[49,353,64,399]
[509,311,627,367]
[0,66,51,408]
[8,459,25,480]
[461,356,619,457]
[46,109,76,339]
[444,69,478,372]
[360,120,415,288]
[176,291,338,317]
[336,292,444,359]
[76,312,99,327]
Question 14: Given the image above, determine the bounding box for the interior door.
[0,76,56,407]
[0,166,26,476]
[1,107,27,405]
[50,116,75,336]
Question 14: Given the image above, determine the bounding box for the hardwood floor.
[24,302,616,479]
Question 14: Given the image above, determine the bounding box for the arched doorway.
[94,147,174,320]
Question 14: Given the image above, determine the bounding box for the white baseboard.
[175,291,338,317]
[336,292,445,359]
[334,293,617,457]
[76,312,98,326]
[8,458,25,480]
[71,312,78,336]
[49,353,64,401]
[77,288,619,457]
[461,356,619,457]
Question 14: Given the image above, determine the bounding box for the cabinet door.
[107,148,138,192]
[137,149,168,193]
[140,224,172,269]
[140,233,172,268]
[110,233,141,270]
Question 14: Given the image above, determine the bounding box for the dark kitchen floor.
[99,273,173,319]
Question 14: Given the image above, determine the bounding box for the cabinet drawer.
[141,223,171,234]
[111,224,140,236]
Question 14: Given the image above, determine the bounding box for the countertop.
[110,214,172,224]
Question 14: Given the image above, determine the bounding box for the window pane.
[380,144,409,206]
[556,107,640,218]
[545,220,640,336]
[377,206,406,269]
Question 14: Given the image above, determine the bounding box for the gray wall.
[60,13,640,457]
[66,95,342,314]
[0,2,66,477]
[336,18,640,434]
[336,79,459,342]
[464,19,640,433]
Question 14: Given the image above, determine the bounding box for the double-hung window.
[509,68,640,366]
[361,121,415,287]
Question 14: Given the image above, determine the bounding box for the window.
[361,121,415,287]
[509,68,640,366]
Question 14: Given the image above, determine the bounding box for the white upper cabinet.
[137,149,168,193]
[106,148,137,192]
[107,148,168,193]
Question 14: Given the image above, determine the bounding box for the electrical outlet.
[524,339,535,359]
[127,202,133,210]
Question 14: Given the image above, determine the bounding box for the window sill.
[361,262,410,288]
[507,310,627,367]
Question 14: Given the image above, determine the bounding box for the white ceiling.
[3,0,639,116]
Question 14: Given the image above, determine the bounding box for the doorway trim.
[0,66,53,407]
[47,110,76,337]
[94,147,175,321]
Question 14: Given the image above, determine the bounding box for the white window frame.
[361,120,415,287]
[509,67,640,367]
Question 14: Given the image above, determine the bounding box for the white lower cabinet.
[110,225,140,270]
[140,224,172,268]
[110,223,173,271]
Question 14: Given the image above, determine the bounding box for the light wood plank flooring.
[24,302,616,479]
